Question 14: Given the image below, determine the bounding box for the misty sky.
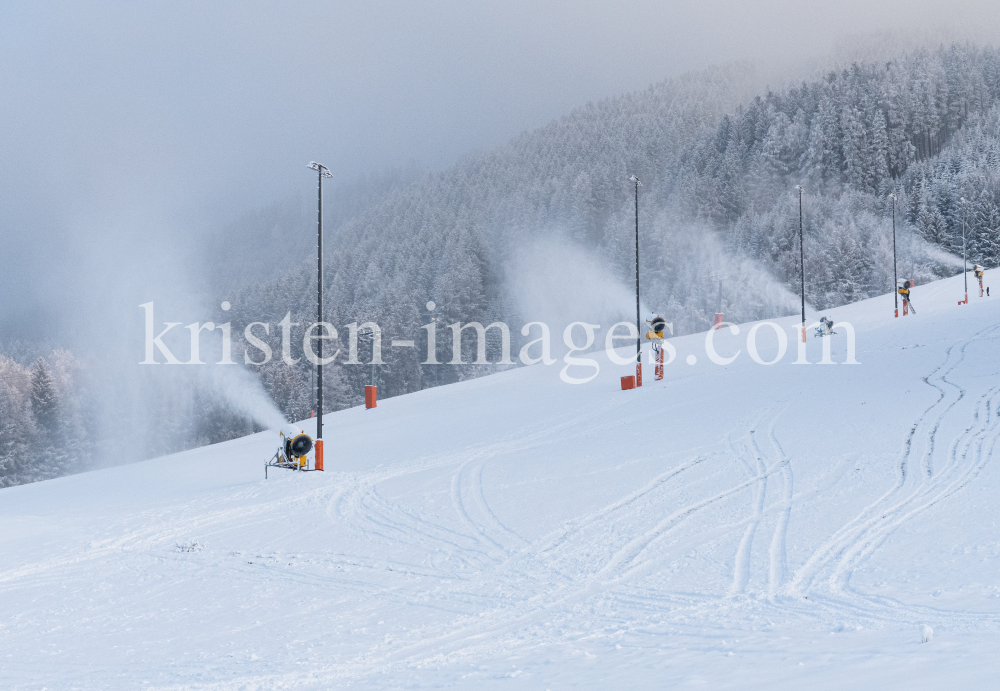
[2,0,999,339]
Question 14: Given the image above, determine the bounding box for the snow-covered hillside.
[3,274,1000,689]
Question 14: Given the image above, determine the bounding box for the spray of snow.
[507,236,642,353]
[692,226,804,320]
[54,209,288,467]
[202,366,288,431]
[919,241,968,271]
[506,226,803,353]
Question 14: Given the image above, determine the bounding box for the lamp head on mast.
[628,174,642,187]
[308,161,333,177]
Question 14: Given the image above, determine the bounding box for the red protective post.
[655,345,664,381]
[314,439,324,471]
[621,375,635,390]
[635,363,642,387]
[365,385,377,409]
[713,313,724,329]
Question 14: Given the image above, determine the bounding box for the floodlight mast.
[308,161,333,444]
[961,196,969,303]
[795,185,805,342]
[629,174,642,382]
[891,193,898,317]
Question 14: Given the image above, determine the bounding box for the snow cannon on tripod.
[266,428,320,478]
[898,278,916,315]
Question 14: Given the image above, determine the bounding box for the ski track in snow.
[727,410,772,596]
[788,328,971,595]
[785,324,1000,626]
[766,411,793,599]
[317,322,1000,666]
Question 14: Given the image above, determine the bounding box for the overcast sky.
[2,0,999,338]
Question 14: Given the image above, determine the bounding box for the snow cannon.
[265,429,320,478]
[284,432,313,461]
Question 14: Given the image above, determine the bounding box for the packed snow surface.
[3,274,1000,689]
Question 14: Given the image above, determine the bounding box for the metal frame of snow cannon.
[265,430,319,478]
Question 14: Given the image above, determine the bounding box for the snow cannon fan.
[266,429,320,478]
[285,432,313,461]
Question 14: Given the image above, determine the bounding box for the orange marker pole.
[314,439,323,471]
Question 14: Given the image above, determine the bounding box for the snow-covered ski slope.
[3,274,1000,690]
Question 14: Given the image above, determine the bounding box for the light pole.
[308,161,332,457]
[891,193,898,317]
[359,328,376,388]
[960,196,969,305]
[795,185,805,342]
[628,174,642,385]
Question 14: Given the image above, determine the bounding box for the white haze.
[4,3,1000,325]
[2,1,998,459]
[58,208,287,466]
[695,229,805,319]
[509,236,643,347]
[508,227,804,352]
[920,241,972,271]
[202,368,288,432]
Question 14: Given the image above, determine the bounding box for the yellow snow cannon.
[266,429,316,478]
[645,315,667,341]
